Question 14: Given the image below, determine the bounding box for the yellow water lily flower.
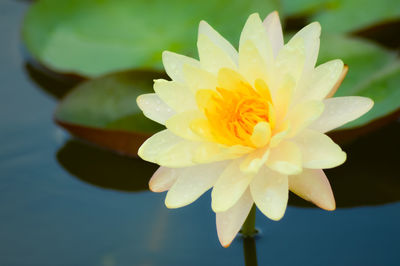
[137,11,373,247]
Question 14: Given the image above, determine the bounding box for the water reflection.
[57,120,400,207]
[57,139,157,192]
[24,62,83,99]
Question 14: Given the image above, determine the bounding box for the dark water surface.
[1,1,400,265]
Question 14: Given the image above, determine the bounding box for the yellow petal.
[309,96,374,133]
[154,79,196,112]
[250,121,271,148]
[250,166,288,221]
[212,159,254,212]
[217,68,248,91]
[266,141,302,175]
[289,169,335,211]
[239,13,273,82]
[238,40,269,86]
[165,110,205,141]
[216,188,253,247]
[183,64,217,93]
[149,167,178,193]
[165,161,229,208]
[136,93,175,125]
[199,20,238,65]
[262,11,283,58]
[162,51,200,82]
[156,140,200,167]
[194,143,253,164]
[197,34,237,74]
[293,129,346,169]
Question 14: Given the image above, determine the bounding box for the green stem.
[241,204,256,237]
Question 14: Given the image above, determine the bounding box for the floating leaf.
[317,34,400,128]
[55,70,164,156]
[22,0,279,77]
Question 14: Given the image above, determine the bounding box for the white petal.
[165,110,204,141]
[286,100,324,138]
[153,79,196,112]
[273,37,305,93]
[149,167,178,192]
[293,129,346,169]
[165,161,229,208]
[289,169,335,211]
[266,141,302,175]
[263,11,284,58]
[138,129,182,163]
[216,188,253,247]
[289,22,321,72]
[199,20,238,64]
[197,34,237,74]
[296,60,344,103]
[162,51,200,82]
[240,147,270,174]
[212,159,254,212]
[136,93,175,125]
[138,129,197,167]
[309,96,374,133]
[250,166,288,221]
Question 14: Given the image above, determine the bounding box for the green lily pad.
[317,34,399,128]
[22,0,279,77]
[55,70,164,156]
[312,0,400,33]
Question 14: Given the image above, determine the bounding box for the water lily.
[137,11,373,247]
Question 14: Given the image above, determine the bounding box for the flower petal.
[154,79,196,112]
[250,121,271,148]
[183,64,217,93]
[240,146,270,174]
[273,37,305,93]
[288,22,321,72]
[138,129,183,164]
[194,143,253,164]
[250,166,288,221]
[199,20,238,65]
[266,141,302,175]
[296,60,344,102]
[293,129,346,169]
[197,34,237,74]
[165,161,229,208]
[263,11,284,58]
[239,13,273,83]
[309,96,374,133]
[212,159,254,212]
[136,93,175,125]
[239,40,269,86]
[162,51,200,82]
[286,100,324,137]
[216,188,253,247]
[165,110,205,141]
[289,169,335,211]
[149,166,178,193]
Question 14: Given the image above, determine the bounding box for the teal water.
[1,1,399,265]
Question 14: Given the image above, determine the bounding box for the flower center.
[198,70,274,147]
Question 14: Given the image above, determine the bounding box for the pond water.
[1,1,399,265]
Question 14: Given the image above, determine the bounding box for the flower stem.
[241,204,256,237]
